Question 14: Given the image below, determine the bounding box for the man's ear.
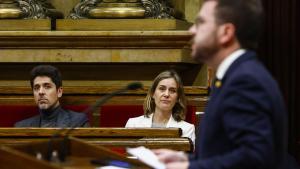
[218,23,236,45]
[57,87,63,98]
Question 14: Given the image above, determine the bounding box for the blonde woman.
[125,70,195,144]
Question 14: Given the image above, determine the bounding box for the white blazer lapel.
[143,114,154,127]
[166,114,177,128]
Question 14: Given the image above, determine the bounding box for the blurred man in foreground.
[154,0,288,169]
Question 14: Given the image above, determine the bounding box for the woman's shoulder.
[125,115,151,127]
[170,118,194,129]
[178,120,195,128]
[128,115,147,121]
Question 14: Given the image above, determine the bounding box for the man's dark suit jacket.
[14,107,89,127]
[189,51,288,169]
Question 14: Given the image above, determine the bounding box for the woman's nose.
[163,90,170,97]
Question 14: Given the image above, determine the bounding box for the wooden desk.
[0,128,193,152]
[0,137,150,169]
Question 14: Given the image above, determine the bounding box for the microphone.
[84,82,143,114]
[46,82,143,162]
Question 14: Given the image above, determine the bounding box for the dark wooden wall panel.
[258,0,299,162]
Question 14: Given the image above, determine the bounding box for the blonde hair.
[143,70,187,122]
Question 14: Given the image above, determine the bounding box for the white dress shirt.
[216,49,246,80]
[125,113,196,145]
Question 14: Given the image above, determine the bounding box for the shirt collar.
[40,105,61,120]
[216,49,246,80]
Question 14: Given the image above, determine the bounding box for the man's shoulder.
[64,109,87,119]
[230,58,278,90]
[14,115,40,127]
[233,53,270,78]
[61,108,89,127]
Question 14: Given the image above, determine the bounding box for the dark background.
[258,0,299,163]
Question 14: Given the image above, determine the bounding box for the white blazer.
[125,113,195,145]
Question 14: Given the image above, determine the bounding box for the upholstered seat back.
[0,105,196,127]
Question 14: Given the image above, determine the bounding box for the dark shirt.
[40,106,61,127]
[14,106,89,127]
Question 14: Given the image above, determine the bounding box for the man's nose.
[38,87,45,94]
[189,24,196,34]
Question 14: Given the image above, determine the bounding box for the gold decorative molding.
[56,19,191,31]
[19,0,63,19]
[89,0,145,18]
[0,30,196,87]
[69,0,181,19]
[0,30,192,48]
[0,0,63,19]
[0,19,51,30]
[0,0,22,19]
[142,0,178,18]
[0,30,203,86]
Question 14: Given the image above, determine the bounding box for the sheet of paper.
[127,146,166,169]
[96,166,127,169]
[97,166,128,169]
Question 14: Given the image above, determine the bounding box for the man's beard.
[38,100,59,113]
[191,33,219,64]
[192,44,219,63]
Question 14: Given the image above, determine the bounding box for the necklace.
[152,114,169,128]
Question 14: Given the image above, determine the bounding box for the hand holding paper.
[127,146,166,169]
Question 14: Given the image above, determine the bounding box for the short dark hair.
[143,70,187,122]
[210,0,264,50]
[30,65,62,89]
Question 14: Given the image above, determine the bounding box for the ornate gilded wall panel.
[68,0,183,19]
[0,0,62,19]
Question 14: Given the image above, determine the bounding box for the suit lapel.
[57,108,71,127]
[209,78,222,96]
[203,51,257,130]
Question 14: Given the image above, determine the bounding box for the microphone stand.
[46,82,143,163]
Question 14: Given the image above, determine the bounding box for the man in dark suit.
[153,0,289,169]
[15,65,89,127]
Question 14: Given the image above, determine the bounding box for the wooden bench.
[0,128,193,152]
